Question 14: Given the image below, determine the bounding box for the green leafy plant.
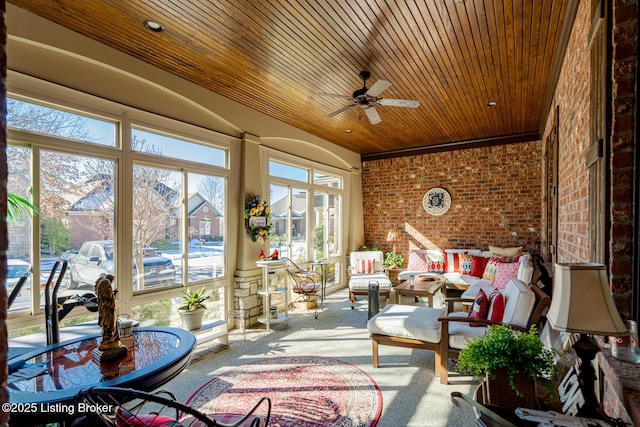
[178,288,210,312]
[457,324,557,396]
[383,252,404,268]
[358,245,382,251]
[7,192,39,223]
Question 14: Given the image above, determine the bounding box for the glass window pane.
[7,98,116,146]
[41,151,116,306]
[7,146,33,312]
[132,128,226,167]
[132,165,180,291]
[186,173,225,282]
[131,289,225,327]
[313,171,342,189]
[269,161,308,183]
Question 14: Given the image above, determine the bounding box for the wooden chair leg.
[372,340,379,368]
[350,291,355,309]
[434,347,441,376]
[439,326,450,384]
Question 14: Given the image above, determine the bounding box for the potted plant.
[383,252,404,269]
[456,324,557,412]
[178,288,210,331]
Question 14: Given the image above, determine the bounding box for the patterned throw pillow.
[468,289,489,327]
[357,258,374,274]
[406,252,428,271]
[482,257,503,281]
[493,260,521,289]
[469,255,489,277]
[458,253,473,274]
[487,291,505,322]
[425,251,445,274]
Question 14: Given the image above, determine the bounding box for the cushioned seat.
[368,278,549,384]
[368,304,444,343]
[348,251,392,309]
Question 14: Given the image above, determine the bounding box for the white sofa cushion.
[350,251,385,273]
[367,304,444,343]
[447,312,490,349]
[501,278,535,328]
[349,273,392,290]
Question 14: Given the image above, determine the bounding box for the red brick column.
[609,0,637,318]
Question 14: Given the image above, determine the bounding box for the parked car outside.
[63,240,176,290]
[7,258,31,293]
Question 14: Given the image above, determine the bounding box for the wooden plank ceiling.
[9,0,571,158]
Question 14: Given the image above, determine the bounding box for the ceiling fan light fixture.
[144,20,164,32]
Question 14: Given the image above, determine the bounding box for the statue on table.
[92,274,128,362]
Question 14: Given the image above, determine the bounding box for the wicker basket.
[482,369,538,412]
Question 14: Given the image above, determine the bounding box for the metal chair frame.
[283,257,323,319]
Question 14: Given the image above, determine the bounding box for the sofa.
[348,251,392,309]
[397,247,535,302]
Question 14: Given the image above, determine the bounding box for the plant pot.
[483,369,537,412]
[179,308,205,331]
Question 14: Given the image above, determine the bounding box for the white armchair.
[348,251,392,310]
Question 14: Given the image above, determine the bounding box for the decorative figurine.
[258,250,266,260]
[268,249,279,260]
[92,274,128,362]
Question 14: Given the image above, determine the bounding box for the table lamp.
[547,263,628,420]
[386,229,399,254]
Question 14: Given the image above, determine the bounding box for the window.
[6,87,231,331]
[268,157,345,290]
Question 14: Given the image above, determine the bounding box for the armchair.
[348,251,392,310]
[367,278,550,384]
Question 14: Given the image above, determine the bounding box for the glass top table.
[7,326,196,425]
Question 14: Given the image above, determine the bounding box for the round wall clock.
[423,187,451,216]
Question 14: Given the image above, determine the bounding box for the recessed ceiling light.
[487,101,497,107]
[345,129,352,133]
[144,20,164,32]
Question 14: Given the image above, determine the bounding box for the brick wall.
[361,141,542,259]
[542,1,591,264]
[609,0,637,318]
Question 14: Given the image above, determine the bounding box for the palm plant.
[7,192,38,223]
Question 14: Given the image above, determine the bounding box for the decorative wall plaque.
[422,187,451,216]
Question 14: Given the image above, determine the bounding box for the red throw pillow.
[487,291,505,322]
[469,255,489,277]
[468,289,489,327]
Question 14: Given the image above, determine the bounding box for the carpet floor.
[164,288,479,426]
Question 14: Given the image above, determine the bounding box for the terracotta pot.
[483,369,537,412]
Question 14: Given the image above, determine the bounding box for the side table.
[394,279,444,307]
[385,268,405,287]
[256,260,288,331]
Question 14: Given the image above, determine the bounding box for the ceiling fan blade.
[363,105,382,125]
[377,98,421,108]
[366,79,392,97]
[323,104,355,119]
[317,93,354,100]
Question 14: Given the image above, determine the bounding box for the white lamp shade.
[547,263,628,336]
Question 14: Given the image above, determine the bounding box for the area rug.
[186,355,383,427]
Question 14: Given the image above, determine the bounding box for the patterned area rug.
[186,355,383,427]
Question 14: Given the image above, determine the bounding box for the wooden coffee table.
[394,279,445,307]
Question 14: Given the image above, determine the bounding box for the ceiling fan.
[318,71,420,125]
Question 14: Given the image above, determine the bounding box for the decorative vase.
[179,308,205,331]
[483,369,537,412]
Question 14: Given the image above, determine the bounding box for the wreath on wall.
[244,195,272,244]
